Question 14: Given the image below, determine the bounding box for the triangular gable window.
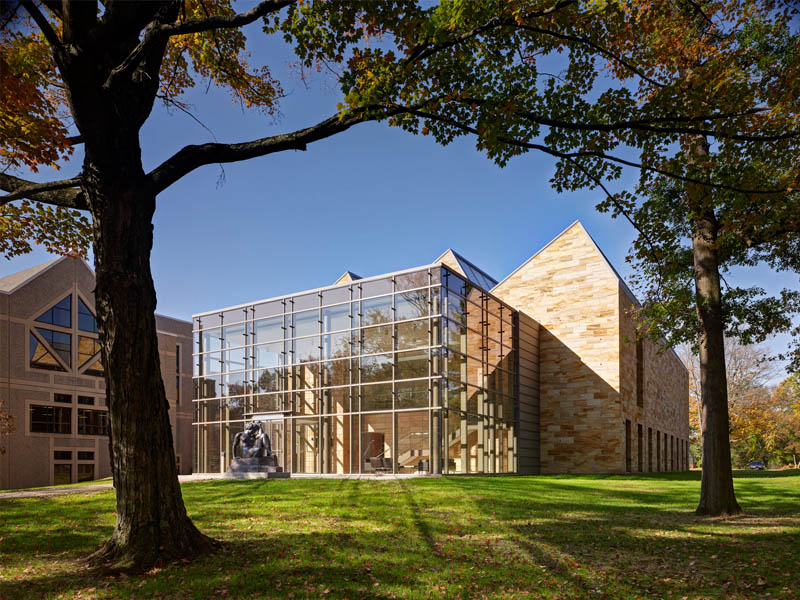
[35,327,71,367]
[35,296,71,328]
[29,332,67,372]
[77,297,98,333]
[78,335,101,369]
[84,355,104,377]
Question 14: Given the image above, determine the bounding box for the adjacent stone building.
[0,257,193,490]
[191,220,689,475]
[492,221,689,474]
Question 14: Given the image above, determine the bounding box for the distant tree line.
[686,343,800,469]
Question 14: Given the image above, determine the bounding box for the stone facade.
[0,257,193,490]
[492,221,689,474]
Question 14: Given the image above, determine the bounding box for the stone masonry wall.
[493,222,625,473]
[619,293,689,472]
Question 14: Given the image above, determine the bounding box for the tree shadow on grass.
[1,476,798,599]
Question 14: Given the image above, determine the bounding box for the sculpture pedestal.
[227,455,283,474]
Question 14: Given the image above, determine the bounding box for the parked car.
[748,461,765,470]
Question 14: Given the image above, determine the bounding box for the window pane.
[321,304,350,332]
[253,341,283,369]
[222,396,246,421]
[194,375,221,399]
[447,293,467,326]
[54,450,72,460]
[255,368,285,393]
[445,319,466,353]
[444,350,466,382]
[397,411,430,473]
[77,409,108,436]
[322,331,351,360]
[78,336,101,369]
[200,328,221,353]
[361,325,393,354]
[253,316,283,344]
[293,293,319,312]
[325,387,349,413]
[223,347,247,372]
[361,295,392,326]
[223,371,250,396]
[194,399,221,423]
[293,310,319,338]
[321,359,349,387]
[360,383,392,412]
[395,271,428,291]
[30,405,71,434]
[360,278,392,298]
[396,380,429,409]
[396,349,429,380]
[395,320,428,350]
[77,298,98,333]
[222,308,247,325]
[29,332,66,372]
[321,286,350,306]
[222,323,247,349]
[293,336,319,363]
[36,296,71,328]
[294,390,319,416]
[35,328,71,367]
[54,464,71,485]
[253,393,284,413]
[395,290,428,320]
[293,363,321,390]
[253,300,283,319]
[361,412,393,472]
[361,353,393,383]
[77,463,95,483]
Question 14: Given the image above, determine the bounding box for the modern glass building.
[192,262,518,475]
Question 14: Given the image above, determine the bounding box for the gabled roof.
[493,220,687,371]
[332,271,362,286]
[492,220,638,305]
[434,248,498,291]
[0,257,63,294]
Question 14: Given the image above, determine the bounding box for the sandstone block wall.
[493,221,690,474]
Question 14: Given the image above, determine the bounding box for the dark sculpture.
[232,421,273,459]
[226,421,284,475]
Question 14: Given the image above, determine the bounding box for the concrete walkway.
[0,472,432,499]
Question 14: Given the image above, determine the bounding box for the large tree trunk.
[690,200,742,517]
[85,161,216,570]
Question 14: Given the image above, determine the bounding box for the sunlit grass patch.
[1,471,798,599]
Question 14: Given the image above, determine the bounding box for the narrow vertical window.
[625,419,632,472]
[637,423,643,472]
[176,344,181,406]
[635,339,644,408]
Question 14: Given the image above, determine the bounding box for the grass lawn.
[1,471,798,599]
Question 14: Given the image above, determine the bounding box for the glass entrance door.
[293,418,319,473]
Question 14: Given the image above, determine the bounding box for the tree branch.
[458,99,781,141]
[514,24,665,88]
[0,174,87,210]
[105,0,293,88]
[147,107,387,194]
[402,107,794,196]
[404,0,577,66]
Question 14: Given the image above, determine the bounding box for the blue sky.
[3,19,797,376]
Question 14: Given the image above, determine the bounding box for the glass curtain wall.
[192,265,518,474]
